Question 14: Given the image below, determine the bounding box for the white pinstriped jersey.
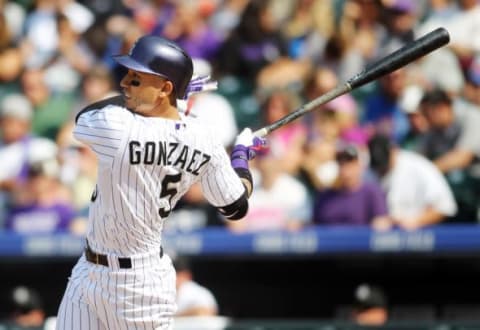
[74,102,245,256]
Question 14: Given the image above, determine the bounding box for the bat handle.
[253,127,269,138]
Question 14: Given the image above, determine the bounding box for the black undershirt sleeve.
[216,168,252,220]
[75,95,124,123]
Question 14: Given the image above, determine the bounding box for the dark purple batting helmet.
[113,35,194,98]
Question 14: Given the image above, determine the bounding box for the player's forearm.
[240,177,253,197]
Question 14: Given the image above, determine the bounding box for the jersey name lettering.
[129,140,211,175]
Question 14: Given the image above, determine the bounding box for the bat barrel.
[253,27,450,138]
[347,27,450,89]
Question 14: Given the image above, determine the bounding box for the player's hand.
[234,128,268,160]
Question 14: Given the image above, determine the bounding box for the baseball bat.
[253,27,450,137]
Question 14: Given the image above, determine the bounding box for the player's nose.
[120,75,130,89]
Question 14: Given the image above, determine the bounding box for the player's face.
[120,70,171,116]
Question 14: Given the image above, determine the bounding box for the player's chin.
[123,95,134,108]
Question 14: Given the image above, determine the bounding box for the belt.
[85,243,163,269]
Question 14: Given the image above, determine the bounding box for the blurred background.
[2,0,480,329]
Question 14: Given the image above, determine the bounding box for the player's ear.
[159,81,174,98]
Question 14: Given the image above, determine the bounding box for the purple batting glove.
[231,128,268,170]
[182,76,218,100]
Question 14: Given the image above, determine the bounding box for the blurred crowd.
[1,0,480,236]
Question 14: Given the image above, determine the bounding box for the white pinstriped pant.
[56,253,176,330]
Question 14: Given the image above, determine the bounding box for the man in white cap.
[0,93,58,224]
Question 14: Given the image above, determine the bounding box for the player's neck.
[148,104,181,120]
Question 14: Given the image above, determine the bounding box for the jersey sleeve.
[73,97,129,157]
[199,143,246,208]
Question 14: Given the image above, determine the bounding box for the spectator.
[258,88,308,175]
[4,286,46,328]
[21,68,76,140]
[463,55,480,106]
[324,94,368,147]
[305,66,339,102]
[378,0,418,57]
[351,283,389,326]
[0,0,26,45]
[5,153,76,234]
[161,1,223,61]
[338,0,387,77]
[419,88,480,223]
[368,134,457,231]
[73,63,118,116]
[56,121,97,216]
[312,144,387,226]
[415,0,458,40]
[302,94,367,192]
[21,0,59,69]
[301,108,339,191]
[444,0,480,71]
[42,12,96,94]
[174,256,218,317]
[398,84,429,152]
[215,0,288,83]
[282,0,334,61]
[362,68,410,143]
[0,93,34,147]
[227,146,311,232]
[0,94,62,224]
[0,47,23,101]
[209,0,249,40]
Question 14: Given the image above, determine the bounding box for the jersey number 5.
[159,173,182,218]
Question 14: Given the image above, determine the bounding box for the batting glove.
[235,127,267,160]
[233,128,268,161]
[182,75,218,100]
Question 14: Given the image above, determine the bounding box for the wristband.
[231,145,249,170]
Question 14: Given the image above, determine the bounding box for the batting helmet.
[113,36,193,98]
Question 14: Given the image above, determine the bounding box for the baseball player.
[55,35,265,329]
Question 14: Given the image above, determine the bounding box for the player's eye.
[131,79,141,87]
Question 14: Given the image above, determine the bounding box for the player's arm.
[224,128,267,219]
[73,95,127,154]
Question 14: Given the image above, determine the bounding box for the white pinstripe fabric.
[57,254,176,329]
[60,103,243,329]
[73,105,244,256]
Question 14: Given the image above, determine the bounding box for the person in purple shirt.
[160,2,223,61]
[313,145,387,226]
[5,158,75,234]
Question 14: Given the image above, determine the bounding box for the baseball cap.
[354,283,387,311]
[0,94,33,121]
[8,286,43,314]
[399,85,424,114]
[336,144,359,163]
[387,0,415,13]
